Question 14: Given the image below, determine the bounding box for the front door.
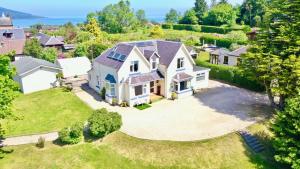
[150,81,155,93]
[157,85,161,95]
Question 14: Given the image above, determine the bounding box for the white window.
[196,73,206,81]
[130,61,139,72]
[177,58,184,69]
[134,84,147,96]
[105,81,116,96]
[96,76,100,86]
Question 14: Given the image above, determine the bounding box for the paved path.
[2,132,58,146]
[75,81,270,141]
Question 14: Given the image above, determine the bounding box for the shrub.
[111,98,118,106]
[225,31,248,43]
[101,87,106,100]
[196,60,265,92]
[88,108,122,138]
[59,122,83,144]
[161,24,173,29]
[171,92,178,100]
[36,136,45,148]
[149,25,164,38]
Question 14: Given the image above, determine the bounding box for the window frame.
[223,56,229,65]
[196,73,206,81]
[177,58,184,69]
[130,61,139,73]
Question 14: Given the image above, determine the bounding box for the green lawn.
[4,88,93,137]
[135,104,152,110]
[0,123,280,169]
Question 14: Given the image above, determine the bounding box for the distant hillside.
[0,7,44,19]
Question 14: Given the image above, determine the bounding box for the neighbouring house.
[210,46,248,66]
[0,13,13,30]
[0,28,26,57]
[12,57,61,94]
[55,56,91,78]
[186,46,198,59]
[35,33,64,52]
[88,40,210,107]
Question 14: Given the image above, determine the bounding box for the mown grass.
[4,88,93,137]
[0,123,280,169]
[134,104,152,110]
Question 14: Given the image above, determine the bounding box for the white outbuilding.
[12,57,61,94]
[55,57,91,78]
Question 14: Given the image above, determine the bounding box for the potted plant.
[112,98,118,106]
[171,92,177,100]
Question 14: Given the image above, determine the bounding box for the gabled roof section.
[156,40,182,66]
[228,46,248,57]
[36,33,64,46]
[12,57,61,76]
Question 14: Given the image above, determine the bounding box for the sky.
[0,0,243,18]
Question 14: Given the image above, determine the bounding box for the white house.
[12,57,61,94]
[210,46,248,66]
[88,40,210,107]
[55,57,91,78]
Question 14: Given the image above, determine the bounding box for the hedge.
[172,24,201,32]
[196,60,265,92]
[161,24,250,34]
[161,24,173,29]
[200,34,246,48]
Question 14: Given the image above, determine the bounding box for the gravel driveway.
[75,81,270,141]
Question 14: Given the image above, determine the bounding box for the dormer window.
[152,61,157,69]
[130,61,139,73]
[177,58,184,69]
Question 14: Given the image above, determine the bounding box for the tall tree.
[272,96,300,169]
[97,0,138,33]
[194,0,208,23]
[203,3,236,26]
[85,18,102,38]
[240,0,300,109]
[165,9,180,24]
[179,9,198,25]
[239,0,267,26]
[24,38,43,58]
[0,53,19,156]
[40,48,58,63]
[136,9,148,25]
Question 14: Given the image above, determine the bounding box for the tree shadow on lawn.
[194,85,272,122]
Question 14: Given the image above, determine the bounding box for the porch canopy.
[127,71,164,86]
[173,72,193,82]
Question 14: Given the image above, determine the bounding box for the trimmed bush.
[201,25,230,34]
[196,60,265,92]
[200,34,247,48]
[161,24,173,29]
[59,122,83,144]
[173,24,201,32]
[88,108,122,138]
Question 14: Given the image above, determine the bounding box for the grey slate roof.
[36,33,64,46]
[193,65,210,72]
[126,71,164,85]
[95,43,134,70]
[0,29,25,40]
[95,40,183,71]
[210,48,231,56]
[228,46,248,57]
[12,57,61,76]
[173,72,193,82]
